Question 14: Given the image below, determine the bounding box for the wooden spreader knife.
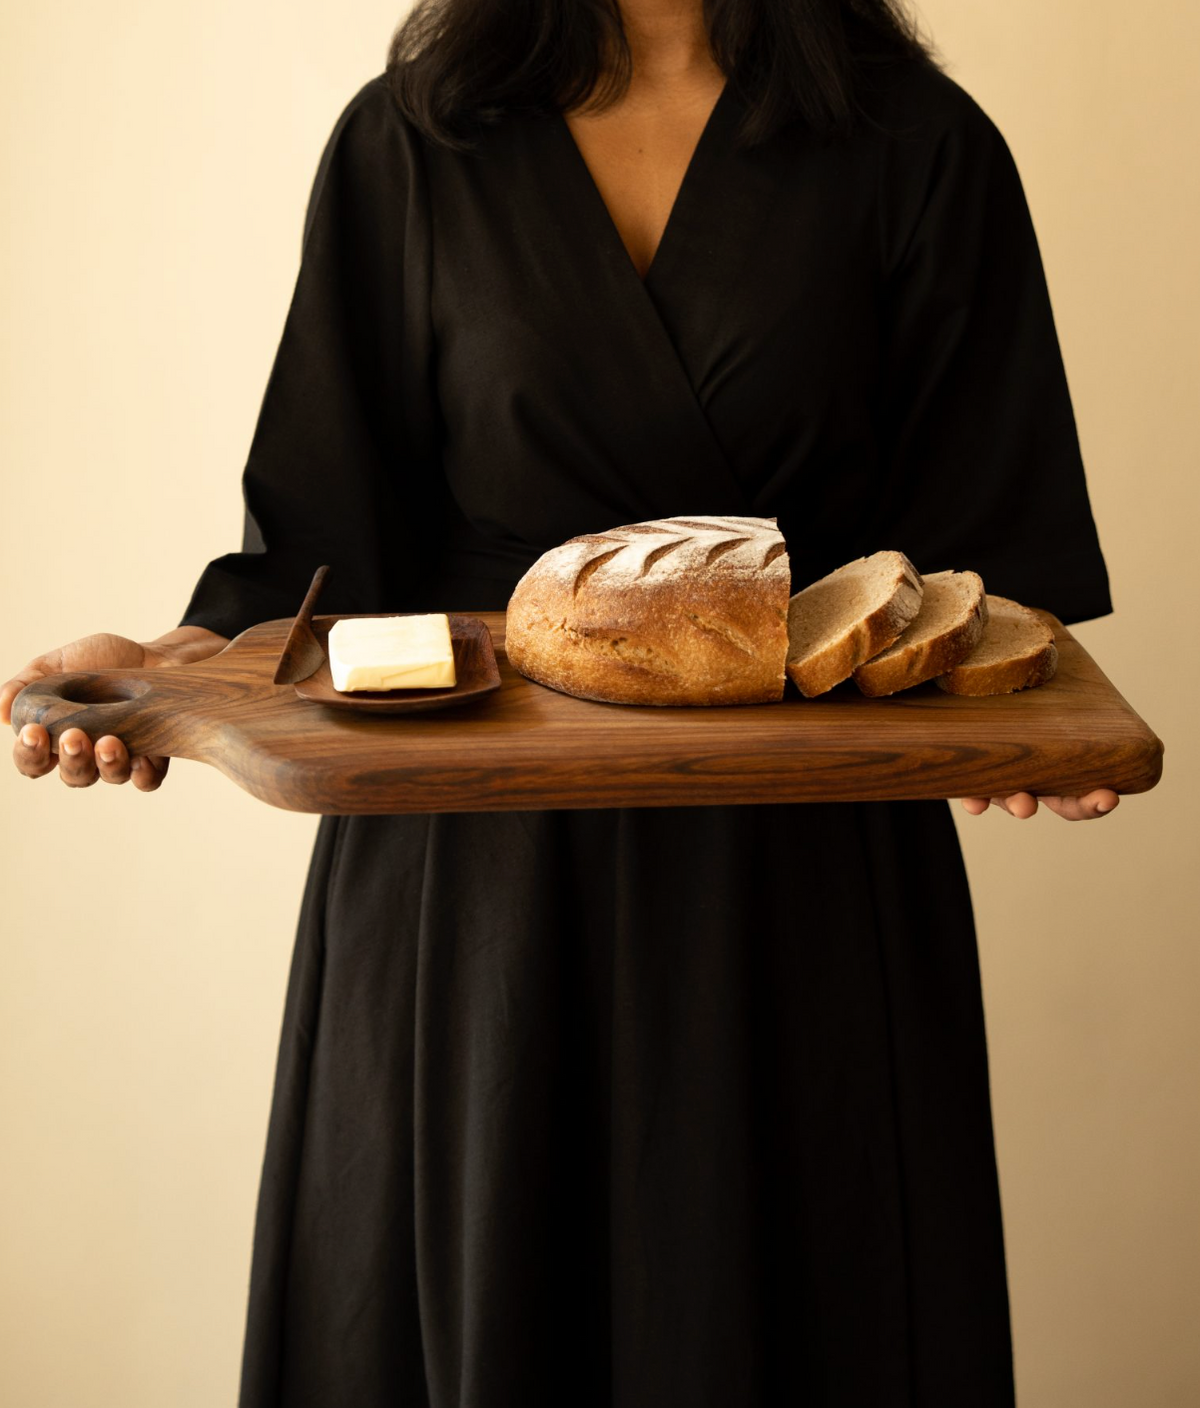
[272,564,330,685]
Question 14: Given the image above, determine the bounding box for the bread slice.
[505,515,791,706]
[785,551,923,697]
[852,569,987,697]
[935,595,1058,695]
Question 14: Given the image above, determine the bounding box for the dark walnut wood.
[9,610,1164,814]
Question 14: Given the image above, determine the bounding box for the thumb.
[1,652,65,727]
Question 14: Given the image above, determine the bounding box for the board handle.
[9,672,158,750]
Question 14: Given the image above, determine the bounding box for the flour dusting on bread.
[506,516,790,706]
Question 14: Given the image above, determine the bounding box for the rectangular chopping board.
[11,610,1163,814]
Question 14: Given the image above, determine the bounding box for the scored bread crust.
[504,515,791,705]
[853,570,988,697]
[935,595,1058,696]
[785,551,924,698]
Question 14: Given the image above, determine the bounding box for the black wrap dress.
[178,58,1112,1407]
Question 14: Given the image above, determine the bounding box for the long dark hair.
[385,0,940,151]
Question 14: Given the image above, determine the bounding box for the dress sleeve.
[176,75,439,639]
[865,75,1112,626]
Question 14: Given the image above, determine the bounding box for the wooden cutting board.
[9,610,1163,813]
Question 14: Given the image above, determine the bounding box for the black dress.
[178,59,1111,1407]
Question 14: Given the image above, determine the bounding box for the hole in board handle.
[52,674,155,706]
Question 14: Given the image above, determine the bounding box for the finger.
[12,721,58,779]
[0,680,22,727]
[94,734,133,785]
[1,663,54,727]
[1042,789,1120,821]
[57,727,100,788]
[130,753,170,792]
[1040,795,1084,820]
[995,792,1038,819]
[1088,788,1120,815]
[959,797,991,815]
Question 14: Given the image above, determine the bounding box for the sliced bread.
[853,569,987,697]
[935,595,1058,696]
[785,550,923,698]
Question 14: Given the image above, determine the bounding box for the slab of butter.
[326,614,457,692]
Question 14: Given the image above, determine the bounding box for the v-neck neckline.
[553,79,733,293]
[534,76,761,514]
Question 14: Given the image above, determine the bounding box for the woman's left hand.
[959,788,1119,820]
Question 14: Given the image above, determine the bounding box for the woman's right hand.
[2,625,228,791]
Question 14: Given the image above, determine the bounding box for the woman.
[3,0,1120,1402]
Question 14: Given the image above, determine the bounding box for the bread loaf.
[785,551,924,697]
[504,516,790,705]
[935,595,1058,695]
[505,520,1058,706]
[852,570,987,696]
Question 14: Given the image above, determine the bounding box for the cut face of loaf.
[504,516,791,705]
[785,551,924,697]
[852,570,987,696]
[935,595,1058,695]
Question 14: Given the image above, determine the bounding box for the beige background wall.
[0,1,1195,1403]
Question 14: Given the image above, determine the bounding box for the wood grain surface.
[9,610,1164,814]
